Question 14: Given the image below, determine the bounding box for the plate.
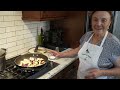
[28,47,47,54]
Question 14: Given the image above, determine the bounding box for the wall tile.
[16,39,24,45]
[0,28,5,33]
[6,51,18,59]
[15,25,23,31]
[0,11,14,15]
[0,44,7,49]
[13,11,22,16]
[6,42,16,48]
[4,16,15,21]
[6,32,16,38]
[17,47,27,55]
[16,35,24,40]
[23,33,33,39]
[0,33,7,39]
[23,29,31,34]
[7,36,16,43]
[6,26,15,32]
[24,42,32,48]
[16,44,24,50]
[14,20,25,25]
[16,30,25,36]
[0,38,6,45]
[0,22,6,27]
[14,16,22,20]
[0,16,4,21]
[23,38,32,43]
[5,21,14,27]
[7,45,19,53]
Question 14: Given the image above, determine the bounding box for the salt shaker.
[55,47,59,52]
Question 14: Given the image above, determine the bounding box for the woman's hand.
[84,68,103,79]
[49,50,64,58]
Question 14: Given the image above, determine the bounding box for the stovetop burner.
[0,55,59,79]
[0,70,14,79]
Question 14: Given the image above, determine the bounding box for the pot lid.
[28,47,47,54]
[0,48,6,56]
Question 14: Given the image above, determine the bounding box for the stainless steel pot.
[0,48,6,72]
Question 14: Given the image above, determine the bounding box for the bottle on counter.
[37,27,44,47]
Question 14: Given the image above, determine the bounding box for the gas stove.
[0,55,59,79]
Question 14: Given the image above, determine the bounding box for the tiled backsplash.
[0,11,50,59]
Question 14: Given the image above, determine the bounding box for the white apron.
[77,31,108,79]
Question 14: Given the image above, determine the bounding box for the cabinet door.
[51,59,79,79]
[22,11,67,21]
[41,11,67,19]
[22,11,41,20]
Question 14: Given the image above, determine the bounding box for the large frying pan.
[14,53,49,71]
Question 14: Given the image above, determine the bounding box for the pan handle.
[34,45,39,52]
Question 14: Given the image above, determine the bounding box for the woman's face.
[91,11,111,35]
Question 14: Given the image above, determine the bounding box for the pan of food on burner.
[14,53,49,71]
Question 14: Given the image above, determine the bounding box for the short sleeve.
[79,31,93,47]
[111,55,119,63]
[109,36,120,64]
[111,55,120,67]
[79,33,86,44]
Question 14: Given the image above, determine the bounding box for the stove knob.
[50,61,53,68]
[32,69,34,72]
[24,70,27,72]
[14,66,16,68]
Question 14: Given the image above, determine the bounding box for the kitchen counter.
[36,48,78,79]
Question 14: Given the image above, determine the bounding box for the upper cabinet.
[22,11,68,21]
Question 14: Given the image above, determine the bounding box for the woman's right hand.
[49,50,64,58]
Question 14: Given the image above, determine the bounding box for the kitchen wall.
[0,11,50,59]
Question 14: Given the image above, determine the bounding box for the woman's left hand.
[85,68,103,79]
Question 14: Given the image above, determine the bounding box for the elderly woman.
[50,11,120,79]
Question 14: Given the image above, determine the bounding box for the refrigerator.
[112,11,120,40]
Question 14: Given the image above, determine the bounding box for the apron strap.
[87,31,108,47]
[100,31,108,47]
[87,33,94,42]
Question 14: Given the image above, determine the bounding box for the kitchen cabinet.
[51,59,79,79]
[22,11,68,21]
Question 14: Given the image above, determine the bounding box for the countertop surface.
[36,48,78,79]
